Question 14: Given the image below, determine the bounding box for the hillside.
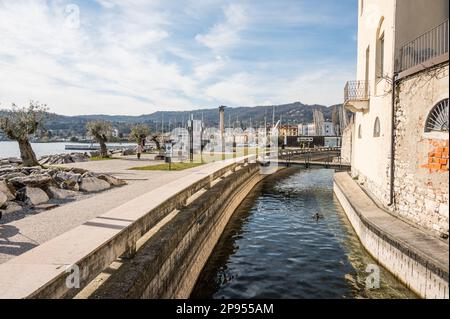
[1,102,342,138]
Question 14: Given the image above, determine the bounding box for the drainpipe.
[388,1,398,207]
[388,72,398,206]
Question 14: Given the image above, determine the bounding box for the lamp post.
[188,115,194,163]
[219,106,226,160]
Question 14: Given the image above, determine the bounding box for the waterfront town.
[0,0,448,304]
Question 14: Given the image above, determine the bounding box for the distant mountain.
[1,102,342,138]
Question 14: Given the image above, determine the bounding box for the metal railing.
[398,19,449,72]
[344,80,370,103]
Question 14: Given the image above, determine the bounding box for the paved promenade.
[0,156,202,264]
[57,153,164,181]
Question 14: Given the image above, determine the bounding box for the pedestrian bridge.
[0,148,348,299]
[272,147,350,170]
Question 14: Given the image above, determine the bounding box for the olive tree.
[130,124,150,146]
[151,134,162,150]
[0,102,48,166]
[86,120,113,158]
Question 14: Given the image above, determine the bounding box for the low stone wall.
[0,156,257,298]
[334,172,448,299]
[89,163,265,298]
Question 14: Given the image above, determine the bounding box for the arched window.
[425,99,449,132]
[373,117,381,137]
[358,125,362,139]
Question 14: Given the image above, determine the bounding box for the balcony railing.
[398,19,449,72]
[344,80,369,104]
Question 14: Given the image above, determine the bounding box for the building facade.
[279,124,299,137]
[298,122,336,136]
[343,0,449,236]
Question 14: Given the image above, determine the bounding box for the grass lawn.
[129,162,204,171]
[90,156,120,161]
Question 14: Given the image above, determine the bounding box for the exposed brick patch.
[421,139,449,173]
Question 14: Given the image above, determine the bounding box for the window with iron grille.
[425,99,449,133]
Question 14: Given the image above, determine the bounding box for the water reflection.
[191,168,416,299]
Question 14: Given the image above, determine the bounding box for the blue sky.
[0,0,357,115]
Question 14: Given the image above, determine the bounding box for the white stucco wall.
[351,0,396,204]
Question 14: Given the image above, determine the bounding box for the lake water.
[191,168,417,299]
[0,141,135,159]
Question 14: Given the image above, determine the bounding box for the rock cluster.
[0,160,126,219]
[38,153,90,165]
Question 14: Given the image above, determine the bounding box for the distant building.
[298,122,336,136]
[298,123,316,136]
[323,122,335,136]
[279,125,299,137]
[111,128,120,138]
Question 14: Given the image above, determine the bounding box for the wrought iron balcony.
[397,19,449,73]
[343,81,370,112]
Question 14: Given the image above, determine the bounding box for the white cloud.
[0,0,197,114]
[0,0,355,115]
[195,3,247,51]
[194,55,226,80]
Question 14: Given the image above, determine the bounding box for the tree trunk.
[18,138,39,167]
[100,140,108,157]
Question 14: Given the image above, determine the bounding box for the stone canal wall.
[334,172,449,299]
[89,163,266,298]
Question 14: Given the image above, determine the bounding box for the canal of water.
[191,168,417,299]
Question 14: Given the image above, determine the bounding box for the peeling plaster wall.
[393,64,449,236]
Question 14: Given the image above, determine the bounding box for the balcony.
[343,81,370,112]
[397,19,449,76]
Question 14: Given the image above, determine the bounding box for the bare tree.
[151,134,161,150]
[86,121,112,158]
[130,124,150,146]
[0,102,48,166]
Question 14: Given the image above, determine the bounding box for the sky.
[0,0,357,115]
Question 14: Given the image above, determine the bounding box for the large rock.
[0,192,7,208]
[9,174,53,188]
[54,171,82,190]
[0,180,16,200]
[39,153,90,165]
[97,174,126,186]
[1,172,27,180]
[20,166,42,175]
[121,148,136,156]
[2,201,23,214]
[69,167,88,175]
[0,167,21,176]
[79,177,111,193]
[23,187,50,206]
[46,186,78,200]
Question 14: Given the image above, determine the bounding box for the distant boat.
[65,143,99,151]
[65,143,135,151]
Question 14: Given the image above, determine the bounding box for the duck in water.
[312,212,324,221]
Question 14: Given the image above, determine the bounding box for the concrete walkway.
[57,153,164,181]
[334,172,449,294]
[0,157,205,264]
